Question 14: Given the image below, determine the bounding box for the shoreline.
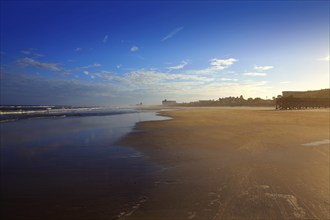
[120,107,329,219]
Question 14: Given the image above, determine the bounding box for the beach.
[120,107,330,219]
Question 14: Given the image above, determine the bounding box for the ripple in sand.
[265,193,306,219]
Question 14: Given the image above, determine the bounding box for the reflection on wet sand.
[1,111,169,220]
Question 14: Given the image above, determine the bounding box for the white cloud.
[75,47,82,52]
[16,57,61,72]
[220,78,238,81]
[85,69,214,89]
[183,58,238,75]
[280,81,290,84]
[210,58,237,66]
[83,70,98,79]
[130,46,139,52]
[3,62,278,105]
[209,58,238,70]
[161,26,184,41]
[117,64,122,69]
[9,54,281,105]
[254,65,274,71]
[243,72,267,76]
[167,60,188,71]
[103,35,108,43]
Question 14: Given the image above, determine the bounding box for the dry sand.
[120,107,329,220]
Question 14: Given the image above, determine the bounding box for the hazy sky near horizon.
[1,1,329,106]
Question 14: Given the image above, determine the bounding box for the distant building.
[162,99,177,106]
[276,89,330,109]
[282,89,329,98]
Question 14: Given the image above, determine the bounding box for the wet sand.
[120,107,329,219]
[0,112,168,220]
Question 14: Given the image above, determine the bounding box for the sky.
[0,0,329,106]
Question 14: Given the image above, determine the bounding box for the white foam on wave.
[302,139,330,146]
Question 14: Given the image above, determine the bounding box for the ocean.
[0,106,169,219]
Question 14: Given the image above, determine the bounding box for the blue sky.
[1,1,329,106]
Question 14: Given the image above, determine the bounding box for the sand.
[119,107,330,219]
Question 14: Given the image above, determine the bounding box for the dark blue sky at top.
[0,1,329,106]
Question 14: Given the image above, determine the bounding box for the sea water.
[0,107,169,219]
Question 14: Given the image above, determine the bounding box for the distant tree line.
[175,95,275,107]
[162,89,329,109]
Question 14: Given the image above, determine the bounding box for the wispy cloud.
[220,78,238,81]
[62,63,102,75]
[3,59,276,105]
[20,50,32,55]
[130,46,139,52]
[161,26,184,42]
[131,70,213,88]
[103,35,108,43]
[1,72,122,105]
[81,63,101,69]
[243,72,267,76]
[254,65,274,71]
[16,57,61,72]
[83,71,95,79]
[16,56,101,75]
[280,81,290,84]
[83,69,214,89]
[184,58,238,75]
[167,60,188,71]
[20,49,43,57]
[75,47,82,52]
[7,53,281,105]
